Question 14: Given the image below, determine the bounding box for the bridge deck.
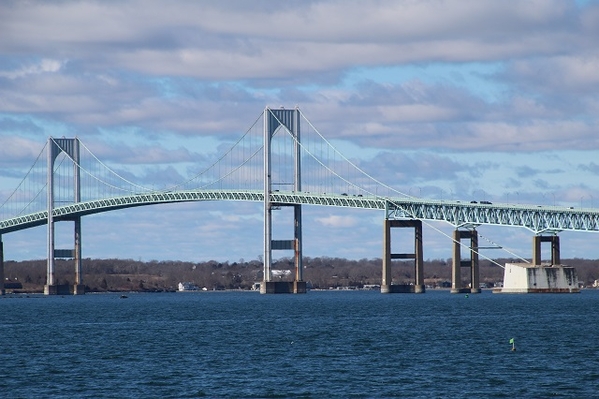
[2,189,599,234]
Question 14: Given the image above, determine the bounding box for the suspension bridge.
[1,107,599,295]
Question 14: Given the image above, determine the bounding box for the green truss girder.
[2,190,599,235]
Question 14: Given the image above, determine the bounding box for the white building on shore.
[178,282,199,292]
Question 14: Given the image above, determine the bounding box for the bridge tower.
[382,218,425,293]
[261,107,306,294]
[451,228,480,294]
[533,234,560,265]
[45,138,84,295]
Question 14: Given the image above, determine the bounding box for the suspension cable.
[0,141,48,212]
[78,140,154,192]
[269,109,519,269]
[165,112,264,191]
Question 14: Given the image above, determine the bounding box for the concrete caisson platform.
[44,284,72,295]
[44,284,86,295]
[260,281,307,294]
[495,263,580,293]
[381,284,425,294]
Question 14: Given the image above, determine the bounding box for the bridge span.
[4,189,599,235]
[1,107,598,295]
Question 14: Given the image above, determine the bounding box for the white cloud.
[0,136,44,161]
[0,1,590,78]
[315,214,358,228]
[0,58,64,79]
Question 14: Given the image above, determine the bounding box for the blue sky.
[2,0,599,265]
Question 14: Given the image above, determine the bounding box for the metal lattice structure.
[384,199,599,234]
[2,190,599,235]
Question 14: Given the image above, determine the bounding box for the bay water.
[1,289,597,398]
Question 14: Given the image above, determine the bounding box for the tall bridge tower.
[45,138,84,295]
[261,107,306,294]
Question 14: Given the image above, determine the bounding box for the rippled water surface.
[1,289,597,398]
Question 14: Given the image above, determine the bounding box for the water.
[1,290,597,398]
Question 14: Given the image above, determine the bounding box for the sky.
[2,0,599,266]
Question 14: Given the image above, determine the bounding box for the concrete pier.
[74,216,84,295]
[533,235,560,266]
[260,281,307,294]
[451,229,480,294]
[73,284,85,295]
[44,284,72,295]
[496,263,579,293]
[381,219,425,294]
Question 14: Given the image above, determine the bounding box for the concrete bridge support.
[261,107,306,294]
[451,229,480,294]
[532,235,560,266]
[73,216,84,295]
[45,138,85,296]
[381,219,425,293]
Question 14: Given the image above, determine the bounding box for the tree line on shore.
[4,257,599,293]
